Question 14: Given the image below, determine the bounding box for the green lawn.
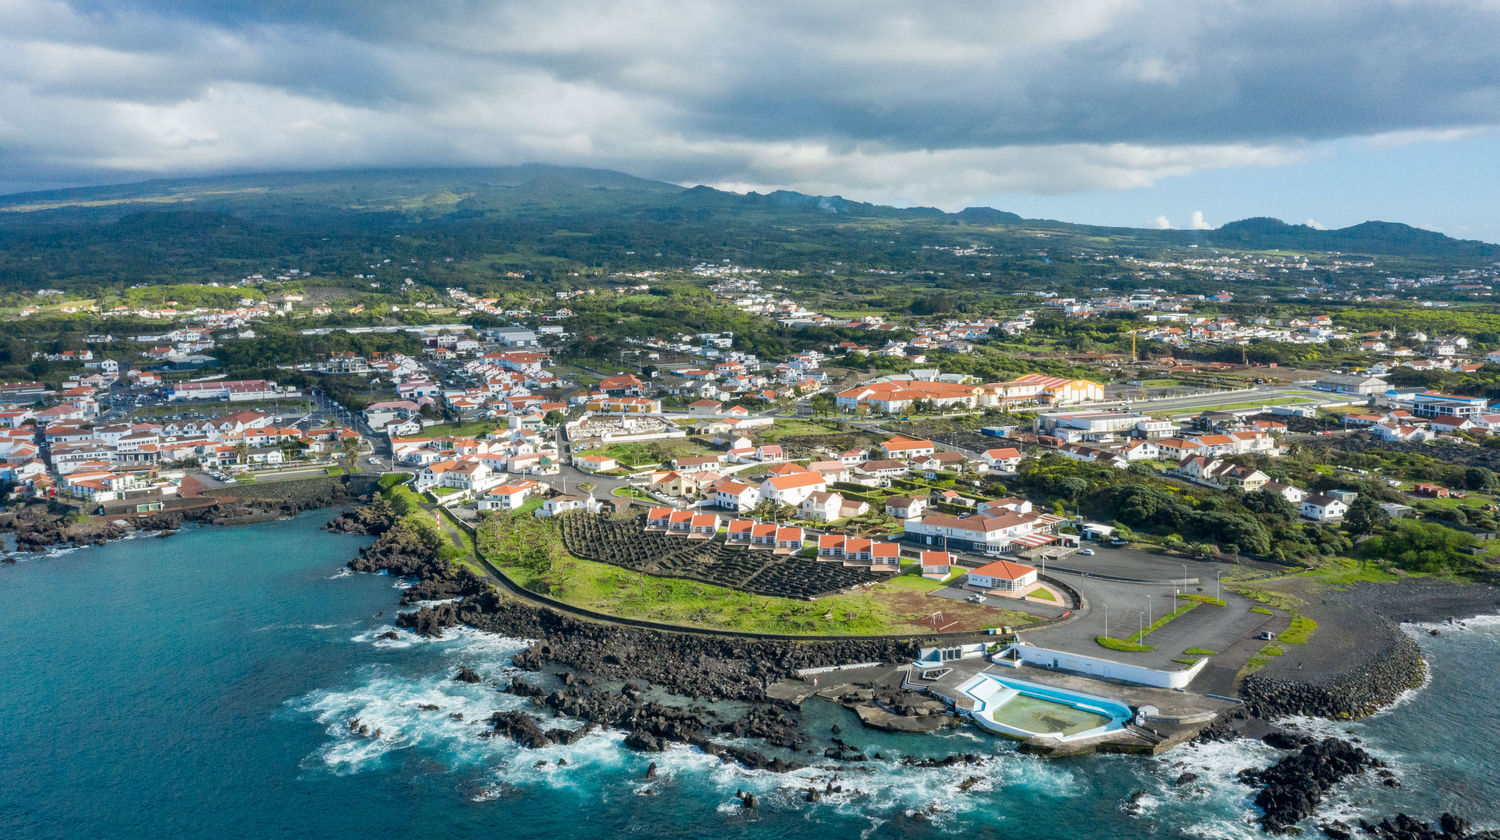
[756,418,841,441]
[421,420,500,437]
[1154,397,1310,417]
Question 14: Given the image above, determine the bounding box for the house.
[806,460,851,484]
[646,507,674,530]
[774,526,804,552]
[880,436,937,460]
[1260,481,1308,504]
[650,470,701,498]
[759,471,828,507]
[884,496,927,519]
[715,480,759,511]
[904,509,1064,554]
[818,533,848,558]
[538,495,600,517]
[672,455,723,473]
[749,521,778,548]
[1413,483,1451,498]
[1301,494,1349,522]
[689,513,721,538]
[868,541,901,571]
[1429,415,1476,433]
[478,482,536,511]
[981,447,1024,472]
[799,491,846,522]
[918,550,954,580]
[854,459,909,481]
[726,519,754,544]
[597,374,644,397]
[914,451,967,475]
[687,399,723,417]
[967,558,1039,592]
[576,454,618,473]
[1120,439,1160,461]
[976,497,1033,517]
[1217,464,1270,492]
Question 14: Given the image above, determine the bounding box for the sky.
[2,0,1498,239]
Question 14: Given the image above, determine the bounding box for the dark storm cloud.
[2,0,1498,201]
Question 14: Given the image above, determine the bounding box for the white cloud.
[1151,215,1172,229]
[1190,210,1211,229]
[1305,218,1326,229]
[2,0,1500,201]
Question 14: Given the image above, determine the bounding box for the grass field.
[754,418,841,441]
[1154,397,1311,417]
[474,514,1029,635]
[420,420,500,437]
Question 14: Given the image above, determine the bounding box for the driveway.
[929,584,1067,620]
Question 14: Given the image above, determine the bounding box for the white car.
[1078,548,1095,556]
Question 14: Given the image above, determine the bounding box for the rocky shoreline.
[1,477,360,559]
[333,497,946,775]
[334,495,1500,832]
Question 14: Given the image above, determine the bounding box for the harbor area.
[770,643,1236,756]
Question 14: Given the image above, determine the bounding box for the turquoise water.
[2,513,1498,839]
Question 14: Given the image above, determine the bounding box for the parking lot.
[1005,544,1280,671]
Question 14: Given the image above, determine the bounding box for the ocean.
[2,512,1497,840]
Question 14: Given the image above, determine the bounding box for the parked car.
[1078,548,1095,556]
[1258,631,1277,641]
[966,594,987,603]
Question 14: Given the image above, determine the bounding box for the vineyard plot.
[558,513,881,599]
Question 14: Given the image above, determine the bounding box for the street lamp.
[1104,603,1109,640]
[1215,569,1222,602]
[1182,563,1189,590]
[1146,594,1152,626]
[1139,611,1144,639]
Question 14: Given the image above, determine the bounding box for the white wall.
[1003,642,1208,690]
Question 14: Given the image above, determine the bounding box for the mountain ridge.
[0,165,1494,256]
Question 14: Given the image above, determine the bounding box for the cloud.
[1151,215,1173,229]
[1305,218,1326,230]
[1190,210,1211,230]
[2,0,1500,202]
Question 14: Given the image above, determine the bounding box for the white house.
[478,481,536,512]
[758,471,827,507]
[966,558,1039,592]
[981,447,1023,472]
[1300,493,1349,522]
[715,480,760,511]
[537,495,600,517]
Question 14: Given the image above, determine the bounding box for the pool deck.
[771,655,1237,756]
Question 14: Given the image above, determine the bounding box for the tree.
[339,436,361,469]
[1464,466,1497,491]
[233,441,250,465]
[543,410,565,427]
[809,392,836,418]
[1342,495,1391,536]
[1055,476,1089,506]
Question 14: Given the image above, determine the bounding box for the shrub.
[1251,605,1274,615]
[1096,636,1154,652]
[1177,593,1226,607]
[1183,647,1217,656]
[1280,615,1318,644]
